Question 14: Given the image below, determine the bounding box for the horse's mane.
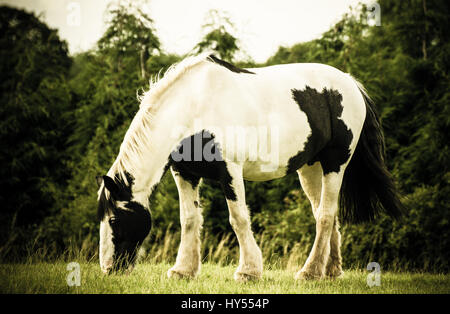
[139,52,211,107]
[105,53,211,188]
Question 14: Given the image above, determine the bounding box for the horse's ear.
[102,175,120,198]
[96,176,103,188]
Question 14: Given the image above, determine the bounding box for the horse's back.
[205,61,365,125]
[179,60,367,181]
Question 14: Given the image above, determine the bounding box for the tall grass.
[137,226,310,271]
[0,224,310,271]
[2,222,442,274]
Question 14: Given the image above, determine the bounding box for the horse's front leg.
[167,168,203,279]
[223,163,263,282]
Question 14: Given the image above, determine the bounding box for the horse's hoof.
[234,271,261,282]
[326,267,344,279]
[294,270,322,281]
[167,268,196,279]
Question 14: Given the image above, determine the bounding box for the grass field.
[1,262,449,294]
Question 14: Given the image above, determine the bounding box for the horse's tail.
[339,81,405,223]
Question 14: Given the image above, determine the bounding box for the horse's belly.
[242,161,287,181]
[220,112,311,182]
[241,136,305,181]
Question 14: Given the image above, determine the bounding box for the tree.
[195,10,240,61]
[98,1,160,80]
[0,6,72,235]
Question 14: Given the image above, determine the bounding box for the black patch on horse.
[98,188,115,221]
[109,200,151,268]
[287,86,353,175]
[169,130,237,201]
[97,172,151,270]
[97,172,134,221]
[208,54,255,75]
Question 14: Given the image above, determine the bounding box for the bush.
[341,184,449,272]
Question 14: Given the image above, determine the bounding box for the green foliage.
[0,6,72,236]
[342,184,449,272]
[195,10,240,61]
[98,3,160,55]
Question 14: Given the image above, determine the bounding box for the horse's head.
[96,174,151,274]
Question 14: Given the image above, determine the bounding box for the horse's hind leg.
[224,162,263,282]
[167,167,203,279]
[297,163,343,279]
[295,168,345,280]
[326,217,343,278]
[298,162,322,212]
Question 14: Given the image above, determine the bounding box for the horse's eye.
[109,217,118,225]
[109,217,124,240]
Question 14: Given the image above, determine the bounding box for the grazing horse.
[96,53,403,280]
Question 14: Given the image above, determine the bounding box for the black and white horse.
[96,53,403,280]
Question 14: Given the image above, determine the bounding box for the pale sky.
[1,0,370,62]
